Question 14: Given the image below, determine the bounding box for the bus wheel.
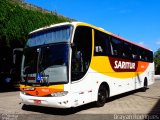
[96,85,108,107]
[142,79,148,92]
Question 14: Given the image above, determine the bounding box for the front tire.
[95,85,108,107]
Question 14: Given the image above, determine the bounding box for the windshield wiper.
[36,48,50,86]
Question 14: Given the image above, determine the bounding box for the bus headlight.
[21,91,26,95]
[51,91,68,97]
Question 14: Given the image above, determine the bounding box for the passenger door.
[70,26,92,106]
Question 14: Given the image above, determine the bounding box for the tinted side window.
[138,48,153,62]
[110,37,123,57]
[94,30,110,56]
[131,45,139,60]
[138,48,146,61]
[122,42,133,59]
[147,51,153,62]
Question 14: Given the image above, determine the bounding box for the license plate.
[34,100,41,104]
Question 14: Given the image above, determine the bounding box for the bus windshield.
[21,43,69,85]
[21,25,72,85]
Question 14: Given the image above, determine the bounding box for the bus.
[20,22,154,108]
[0,47,23,91]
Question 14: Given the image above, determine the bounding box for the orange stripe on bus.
[20,85,64,97]
[136,61,149,72]
[90,56,149,79]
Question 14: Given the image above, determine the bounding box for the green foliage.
[0,0,70,49]
[154,48,160,74]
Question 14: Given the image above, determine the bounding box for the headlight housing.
[51,91,68,97]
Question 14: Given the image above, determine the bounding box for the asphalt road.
[0,79,160,120]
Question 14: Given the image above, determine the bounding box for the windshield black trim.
[24,42,70,49]
[29,25,72,38]
[20,81,68,86]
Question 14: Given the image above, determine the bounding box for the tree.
[154,48,160,74]
[0,0,70,49]
[0,0,71,73]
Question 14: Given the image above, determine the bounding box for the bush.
[0,0,70,49]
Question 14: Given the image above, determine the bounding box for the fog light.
[21,91,26,95]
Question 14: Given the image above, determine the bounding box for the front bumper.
[20,92,72,108]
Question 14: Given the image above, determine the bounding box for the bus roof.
[29,21,152,51]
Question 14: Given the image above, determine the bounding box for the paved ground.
[0,79,160,120]
[80,81,160,114]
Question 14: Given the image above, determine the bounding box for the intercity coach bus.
[20,22,154,108]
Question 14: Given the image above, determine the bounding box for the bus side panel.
[90,56,154,97]
[70,71,96,107]
[135,61,155,89]
[89,69,136,97]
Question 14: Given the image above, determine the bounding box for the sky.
[25,0,160,52]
